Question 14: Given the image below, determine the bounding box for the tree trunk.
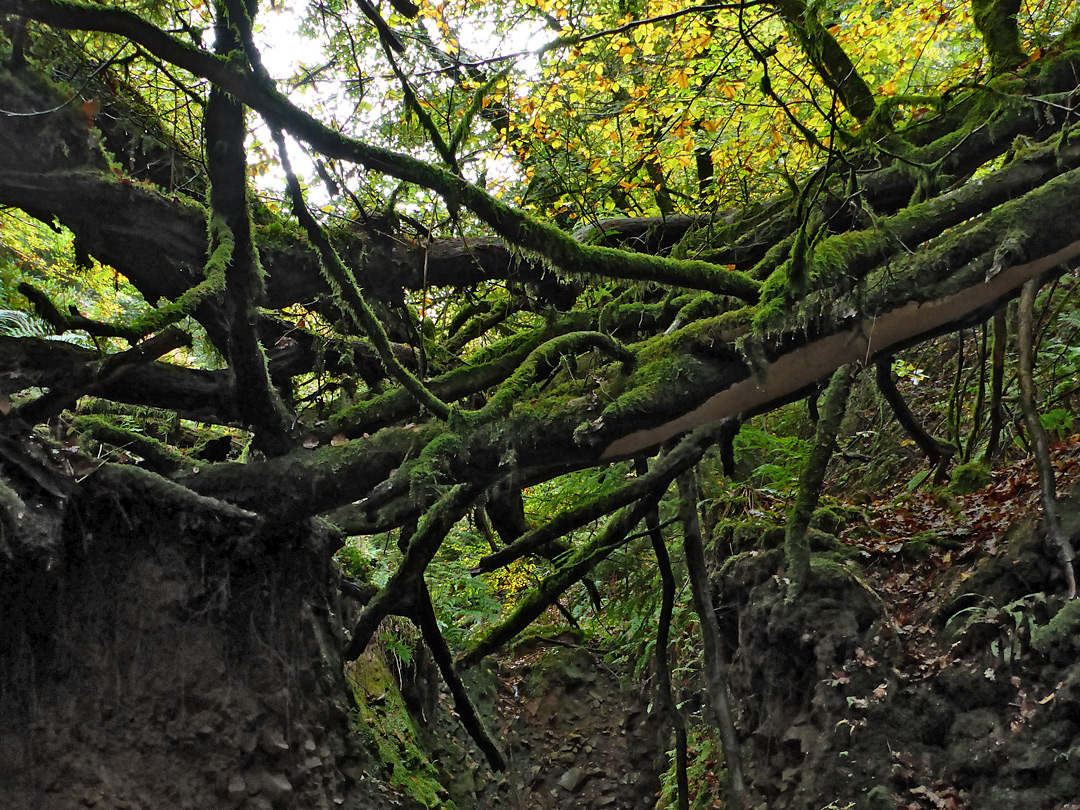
[785,364,855,596]
[983,305,1009,463]
[1017,280,1077,598]
[677,470,749,807]
[876,357,954,485]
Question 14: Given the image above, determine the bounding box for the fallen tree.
[2,0,1079,805]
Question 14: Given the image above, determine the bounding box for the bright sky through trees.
[246,1,549,205]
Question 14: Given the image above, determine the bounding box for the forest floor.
[844,437,1080,683]
[770,435,1080,810]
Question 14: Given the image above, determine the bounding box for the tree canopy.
[3,0,1080,799]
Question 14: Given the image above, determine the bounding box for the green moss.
[751,295,790,334]
[509,625,586,659]
[599,351,702,423]
[670,293,727,326]
[467,311,592,367]
[585,309,750,437]
[409,432,463,499]
[204,213,235,275]
[756,265,790,303]
[809,228,891,285]
[808,553,856,586]
[949,461,992,495]
[123,213,230,335]
[346,653,452,808]
[71,414,191,470]
[521,645,587,692]
[253,215,306,247]
[714,519,784,554]
[902,536,933,559]
[807,528,855,555]
[716,547,784,580]
[465,331,634,425]
[866,784,896,809]
[752,224,893,336]
[597,299,668,333]
[810,505,849,535]
[1031,598,1080,654]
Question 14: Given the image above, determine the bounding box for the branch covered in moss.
[323,317,592,439]
[459,495,657,668]
[460,331,634,424]
[343,482,482,661]
[205,0,293,455]
[70,414,190,473]
[10,0,761,299]
[473,421,732,573]
[270,127,451,421]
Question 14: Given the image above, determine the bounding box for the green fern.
[0,309,52,338]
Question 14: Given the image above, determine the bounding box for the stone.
[260,725,290,754]
[558,767,586,792]
[249,770,293,796]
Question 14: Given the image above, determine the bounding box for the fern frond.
[0,309,53,338]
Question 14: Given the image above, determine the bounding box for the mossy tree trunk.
[971,0,1028,74]
[785,364,855,597]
